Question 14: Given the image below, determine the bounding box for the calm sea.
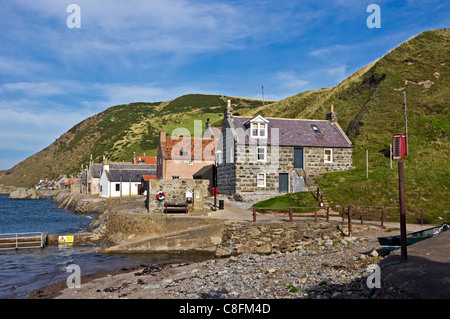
[0,194,212,299]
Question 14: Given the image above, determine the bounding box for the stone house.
[217,101,353,200]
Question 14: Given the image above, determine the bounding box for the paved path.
[377,228,450,298]
[204,195,432,233]
[206,196,450,299]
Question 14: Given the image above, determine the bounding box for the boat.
[377,224,450,251]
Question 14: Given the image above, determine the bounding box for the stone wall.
[218,144,352,197]
[217,117,236,195]
[148,179,210,212]
[215,221,340,257]
[304,147,353,176]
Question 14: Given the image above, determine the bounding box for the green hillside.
[241,29,450,223]
[0,94,267,187]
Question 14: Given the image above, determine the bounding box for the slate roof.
[231,116,352,148]
[107,169,157,182]
[90,164,103,178]
[108,163,156,170]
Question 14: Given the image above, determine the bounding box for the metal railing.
[0,231,48,250]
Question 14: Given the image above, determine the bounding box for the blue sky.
[0,0,448,170]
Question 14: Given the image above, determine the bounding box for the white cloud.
[277,72,309,90]
[0,56,47,77]
[325,66,347,79]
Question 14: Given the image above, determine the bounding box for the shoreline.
[17,193,439,300]
[28,225,397,299]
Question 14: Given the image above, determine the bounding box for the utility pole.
[390,144,393,169]
[120,174,123,202]
[262,85,265,106]
[398,162,407,262]
[403,91,408,156]
[366,149,369,179]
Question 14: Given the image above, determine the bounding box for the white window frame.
[257,146,267,162]
[324,149,333,163]
[246,115,269,139]
[257,173,266,187]
[251,122,268,138]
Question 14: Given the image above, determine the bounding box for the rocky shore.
[29,226,391,300]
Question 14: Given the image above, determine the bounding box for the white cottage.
[99,163,156,198]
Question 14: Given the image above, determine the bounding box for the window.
[257,147,266,162]
[179,150,189,156]
[251,122,267,138]
[311,125,321,134]
[257,173,266,187]
[172,176,180,179]
[115,183,120,191]
[324,149,333,163]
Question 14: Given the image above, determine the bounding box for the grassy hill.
[0,94,267,187]
[0,29,448,224]
[242,29,450,223]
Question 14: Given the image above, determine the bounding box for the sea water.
[0,194,212,299]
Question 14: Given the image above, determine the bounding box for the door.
[279,173,289,193]
[294,148,304,169]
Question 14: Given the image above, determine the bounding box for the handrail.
[0,231,48,250]
[315,186,324,206]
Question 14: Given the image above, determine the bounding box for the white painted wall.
[99,165,110,198]
[109,182,141,197]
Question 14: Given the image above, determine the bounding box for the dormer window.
[247,115,269,139]
[251,122,267,138]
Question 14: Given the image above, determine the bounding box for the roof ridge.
[233,115,329,122]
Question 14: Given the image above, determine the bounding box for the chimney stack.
[225,99,233,118]
[326,104,337,123]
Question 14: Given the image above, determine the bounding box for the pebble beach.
[29,226,391,300]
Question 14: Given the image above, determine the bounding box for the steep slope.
[0,95,266,188]
[241,29,450,222]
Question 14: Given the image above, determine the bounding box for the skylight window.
[311,125,321,134]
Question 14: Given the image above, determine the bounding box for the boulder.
[9,187,46,200]
[215,246,232,258]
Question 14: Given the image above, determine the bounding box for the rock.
[215,247,232,258]
[9,188,28,199]
[324,240,333,246]
[369,250,379,257]
[256,242,272,254]
[161,279,174,287]
[359,254,367,260]
[9,187,46,200]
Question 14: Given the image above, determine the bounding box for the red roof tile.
[163,137,218,160]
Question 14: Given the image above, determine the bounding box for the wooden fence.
[252,205,424,235]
